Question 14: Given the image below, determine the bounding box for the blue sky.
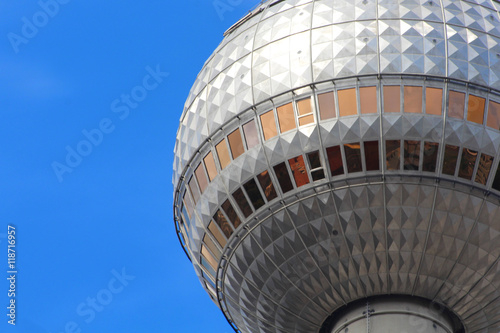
[1,1,256,332]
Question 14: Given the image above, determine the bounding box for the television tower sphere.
[173,0,500,332]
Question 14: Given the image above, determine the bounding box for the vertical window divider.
[487,155,500,190]
[437,81,450,177]
[454,147,464,178]
[360,141,367,172]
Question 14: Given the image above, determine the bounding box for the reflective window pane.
[257,170,277,201]
[422,142,439,172]
[228,128,245,159]
[201,245,218,271]
[243,179,265,210]
[195,164,208,193]
[299,115,314,126]
[458,148,478,180]
[364,141,380,171]
[475,153,494,185]
[183,192,194,219]
[260,110,278,140]
[448,91,465,119]
[326,145,344,176]
[188,177,200,205]
[273,162,294,193]
[467,95,486,124]
[204,152,218,181]
[425,87,443,115]
[338,88,357,116]
[221,199,241,229]
[404,86,423,113]
[213,210,233,239]
[311,169,325,181]
[318,91,336,120]
[384,86,400,113]
[297,98,312,115]
[492,167,500,192]
[288,155,310,187]
[200,255,216,277]
[404,140,421,170]
[243,120,259,149]
[232,188,252,218]
[386,140,401,170]
[307,151,322,169]
[344,143,362,173]
[203,234,221,260]
[360,86,377,114]
[487,100,500,130]
[216,139,231,169]
[208,221,227,248]
[442,144,459,176]
[277,102,296,133]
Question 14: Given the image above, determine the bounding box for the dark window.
[232,188,252,218]
[475,153,494,185]
[422,142,439,172]
[257,170,278,201]
[344,143,362,173]
[404,140,421,170]
[273,162,294,193]
[318,91,336,120]
[221,199,241,229]
[458,148,478,180]
[492,167,500,192]
[364,141,380,171]
[243,179,265,210]
[326,145,344,176]
[288,155,310,187]
[307,151,325,181]
[442,144,459,176]
[213,210,233,238]
[386,140,401,170]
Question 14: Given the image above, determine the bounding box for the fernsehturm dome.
[173,0,500,332]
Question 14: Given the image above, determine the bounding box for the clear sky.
[1,1,257,332]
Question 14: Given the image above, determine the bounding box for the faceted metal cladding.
[173,1,500,332]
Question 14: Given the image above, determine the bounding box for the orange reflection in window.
[467,95,486,124]
[216,139,231,170]
[458,148,478,180]
[288,155,309,187]
[208,221,227,248]
[338,88,357,116]
[404,86,423,113]
[487,100,500,130]
[448,91,465,119]
[195,164,208,193]
[277,103,296,133]
[384,86,400,113]
[203,234,221,260]
[228,128,244,159]
[201,245,218,271]
[260,110,278,140]
[425,87,443,115]
[297,98,312,116]
[203,152,218,181]
[318,91,336,120]
[360,87,377,114]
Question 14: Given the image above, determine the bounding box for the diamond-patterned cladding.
[174,1,500,332]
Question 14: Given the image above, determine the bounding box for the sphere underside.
[173,1,500,333]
